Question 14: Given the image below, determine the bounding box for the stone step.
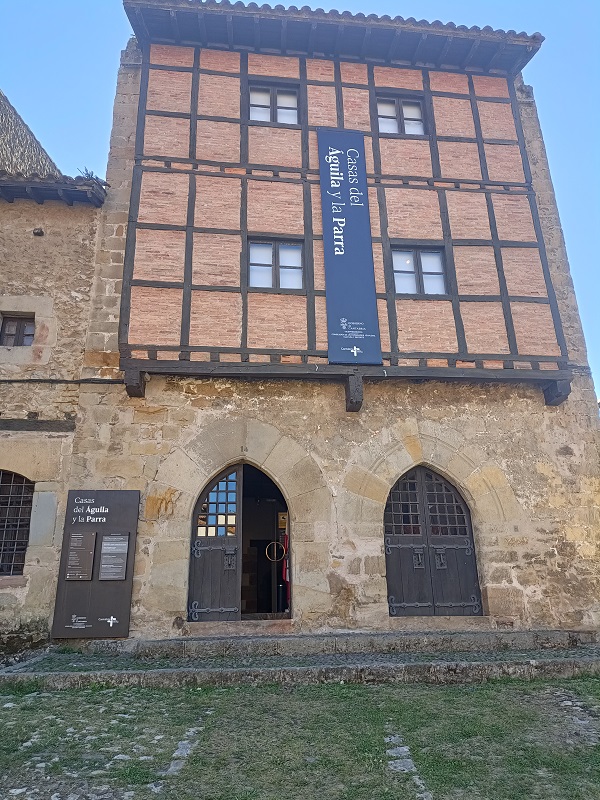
[2,646,600,690]
[81,629,600,660]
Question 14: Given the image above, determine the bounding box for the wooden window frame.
[377,96,426,137]
[248,83,300,127]
[248,239,305,293]
[391,247,448,297]
[0,315,35,347]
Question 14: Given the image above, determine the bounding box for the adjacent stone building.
[1,0,598,645]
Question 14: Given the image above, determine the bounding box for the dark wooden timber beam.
[462,38,480,69]
[124,369,147,398]
[333,24,345,56]
[57,188,73,206]
[486,41,506,71]
[253,16,261,50]
[359,27,371,59]
[25,186,43,204]
[197,11,207,45]
[413,33,428,63]
[134,8,151,42]
[169,10,181,42]
[437,34,454,66]
[308,22,318,57]
[345,373,363,412]
[226,14,234,49]
[543,379,571,406]
[385,28,402,62]
[280,18,288,54]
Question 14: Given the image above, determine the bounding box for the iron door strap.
[192,542,239,558]
[188,601,240,621]
[436,595,482,614]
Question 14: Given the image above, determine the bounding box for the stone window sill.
[0,575,27,589]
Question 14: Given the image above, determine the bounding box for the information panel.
[52,490,140,639]
[317,128,382,365]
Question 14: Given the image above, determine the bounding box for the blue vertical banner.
[317,129,382,365]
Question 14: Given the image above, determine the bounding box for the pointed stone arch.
[139,418,332,626]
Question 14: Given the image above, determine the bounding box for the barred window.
[0,471,35,576]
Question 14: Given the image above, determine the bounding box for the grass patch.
[0,678,599,799]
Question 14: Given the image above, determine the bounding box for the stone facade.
[0,21,598,643]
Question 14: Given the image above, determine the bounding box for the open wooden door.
[188,467,242,622]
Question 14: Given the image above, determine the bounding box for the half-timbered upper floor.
[119,0,572,408]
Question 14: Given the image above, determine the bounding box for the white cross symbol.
[105,616,118,627]
[350,346,361,357]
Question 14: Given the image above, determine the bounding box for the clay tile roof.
[0,90,106,207]
[125,0,543,74]
[0,89,61,179]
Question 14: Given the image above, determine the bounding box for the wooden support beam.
[333,24,345,57]
[134,8,151,42]
[197,12,207,45]
[462,39,480,69]
[169,10,181,42]
[25,186,43,204]
[280,18,288,54]
[437,34,454,66]
[253,16,261,51]
[385,28,402,62]
[543,379,571,406]
[57,188,73,206]
[124,369,147,398]
[359,27,371,60]
[413,33,428,63]
[226,14,234,49]
[345,373,363,412]
[486,41,506,71]
[308,22,318,57]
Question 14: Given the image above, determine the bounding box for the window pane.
[277,91,297,108]
[22,333,34,347]
[392,251,415,273]
[249,264,273,288]
[250,89,270,106]
[423,273,446,294]
[402,102,422,120]
[379,116,399,134]
[279,268,303,289]
[277,108,298,124]
[279,244,302,267]
[421,252,444,273]
[249,243,273,265]
[377,100,396,117]
[394,272,418,293]
[404,119,425,135]
[250,105,271,122]
[3,321,17,335]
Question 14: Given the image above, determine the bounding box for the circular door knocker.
[265,541,287,562]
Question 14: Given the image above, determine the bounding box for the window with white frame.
[392,249,446,295]
[377,98,425,135]
[249,86,299,125]
[248,241,303,290]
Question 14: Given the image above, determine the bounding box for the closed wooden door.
[188,467,242,622]
[384,467,482,616]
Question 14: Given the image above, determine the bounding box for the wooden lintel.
[543,379,571,407]
[124,369,147,398]
[345,373,363,412]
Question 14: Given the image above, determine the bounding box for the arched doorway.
[384,467,482,617]
[188,464,290,623]
[0,470,34,576]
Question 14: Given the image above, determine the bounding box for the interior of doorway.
[241,465,290,620]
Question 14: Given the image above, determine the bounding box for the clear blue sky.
[1,0,598,390]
